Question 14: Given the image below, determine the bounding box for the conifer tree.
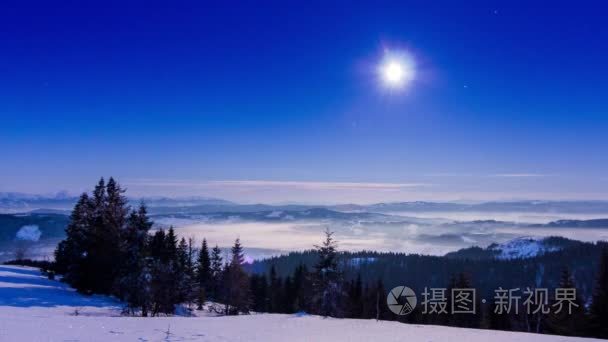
[291,263,310,312]
[149,228,181,315]
[54,193,92,291]
[250,274,269,312]
[268,265,283,313]
[196,239,211,309]
[117,203,153,316]
[85,178,108,293]
[362,278,389,321]
[312,229,342,317]
[447,272,480,328]
[176,237,192,304]
[283,276,294,313]
[104,177,129,234]
[546,268,586,336]
[209,244,223,301]
[87,177,130,294]
[223,238,250,315]
[165,227,178,261]
[346,274,363,318]
[589,248,608,338]
[149,229,166,260]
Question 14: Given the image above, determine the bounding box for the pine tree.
[196,239,211,309]
[222,238,250,315]
[187,237,196,300]
[149,228,181,316]
[147,230,167,316]
[589,248,608,338]
[291,263,310,313]
[87,177,130,294]
[117,203,153,316]
[362,278,389,321]
[268,265,283,313]
[165,227,178,262]
[231,238,245,265]
[84,178,107,293]
[283,276,294,313]
[312,229,342,317]
[447,272,480,328]
[54,193,92,291]
[176,237,192,304]
[250,274,269,312]
[346,273,363,318]
[149,230,166,260]
[209,244,223,301]
[545,268,586,336]
[104,177,129,235]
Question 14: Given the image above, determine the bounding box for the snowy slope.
[0,265,122,317]
[488,237,561,260]
[0,265,602,342]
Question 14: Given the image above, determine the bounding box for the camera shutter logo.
[387,286,417,315]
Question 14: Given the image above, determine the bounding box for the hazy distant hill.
[0,192,77,213]
[0,192,235,214]
[5,192,608,216]
[530,218,608,228]
[445,236,586,260]
[358,201,608,214]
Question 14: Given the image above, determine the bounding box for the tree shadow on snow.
[0,266,41,277]
[0,266,117,308]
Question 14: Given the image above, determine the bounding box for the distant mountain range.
[0,192,77,214]
[530,218,608,228]
[0,192,235,214]
[3,192,608,215]
[355,201,608,214]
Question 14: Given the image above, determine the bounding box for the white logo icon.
[387,286,417,315]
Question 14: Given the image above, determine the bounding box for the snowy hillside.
[445,236,588,260]
[0,265,121,316]
[488,237,561,260]
[0,265,602,341]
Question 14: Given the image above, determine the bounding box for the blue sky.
[1,1,607,203]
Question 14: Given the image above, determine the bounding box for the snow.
[0,265,600,341]
[348,257,377,266]
[489,237,560,260]
[0,265,121,317]
[266,210,283,218]
[15,225,42,241]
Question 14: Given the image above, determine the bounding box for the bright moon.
[379,53,415,88]
[383,61,405,84]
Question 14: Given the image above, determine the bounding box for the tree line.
[52,178,608,339]
[52,178,358,318]
[250,246,608,338]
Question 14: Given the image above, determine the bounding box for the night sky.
[1,1,607,203]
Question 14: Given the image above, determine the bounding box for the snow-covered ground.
[0,265,603,342]
[489,236,561,260]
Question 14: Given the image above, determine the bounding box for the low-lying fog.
[154,211,608,260]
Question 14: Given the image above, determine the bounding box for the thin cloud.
[424,173,475,177]
[209,180,433,191]
[126,179,434,191]
[491,173,549,178]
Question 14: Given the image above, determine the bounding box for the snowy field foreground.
[0,265,603,342]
